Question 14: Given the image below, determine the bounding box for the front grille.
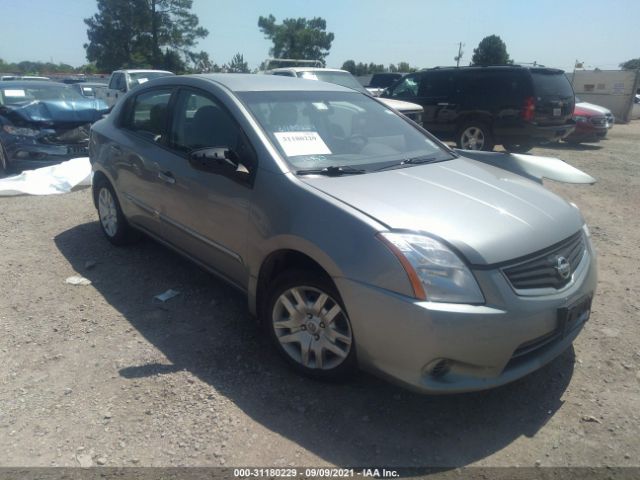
[605,113,615,126]
[503,231,586,291]
[41,125,90,145]
[589,116,607,127]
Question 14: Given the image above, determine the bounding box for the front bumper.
[566,125,609,143]
[3,141,88,170]
[336,241,597,394]
[495,121,576,145]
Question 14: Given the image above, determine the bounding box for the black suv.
[382,66,576,152]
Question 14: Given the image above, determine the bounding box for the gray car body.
[90,74,597,393]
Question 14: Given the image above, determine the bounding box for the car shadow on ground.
[55,222,576,469]
[536,142,604,152]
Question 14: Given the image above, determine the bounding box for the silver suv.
[89,74,597,394]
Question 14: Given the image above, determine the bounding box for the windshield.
[299,71,368,94]
[239,90,451,171]
[129,71,173,85]
[0,84,85,105]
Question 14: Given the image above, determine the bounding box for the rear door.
[114,87,175,235]
[530,69,575,125]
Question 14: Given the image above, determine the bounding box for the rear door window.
[418,71,454,98]
[122,88,173,142]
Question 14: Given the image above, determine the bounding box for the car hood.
[379,97,423,113]
[576,101,611,116]
[300,157,583,265]
[1,99,109,126]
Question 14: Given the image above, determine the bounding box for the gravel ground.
[0,122,639,469]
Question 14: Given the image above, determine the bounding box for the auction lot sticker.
[274,131,331,157]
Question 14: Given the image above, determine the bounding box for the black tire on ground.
[456,122,495,151]
[93,177,141,246]
[264,269,358,381]
[503,143,534,153]
[0,142,8,176]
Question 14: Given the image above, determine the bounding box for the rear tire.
[264,269,357,381]
[456,122,494,151]
[503,143,534,153]
[93,178,141,246]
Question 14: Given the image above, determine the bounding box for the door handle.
[158,171,176,184]
[437,102,450,106]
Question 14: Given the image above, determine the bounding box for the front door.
[155,88,256,289]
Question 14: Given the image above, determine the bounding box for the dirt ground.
[0,122,639,470]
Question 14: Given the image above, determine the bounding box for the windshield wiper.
[296,165,367,176]
[374,155,446,172]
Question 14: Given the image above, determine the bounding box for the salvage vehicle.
[0,81,109,173]
[70,82,108,99]
[98,69,174,108]
[267,67,424,125]
[89,74,597,393]
[382,65,576,152]
[564,99,614,144]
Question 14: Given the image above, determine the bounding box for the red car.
[564,100,614,144]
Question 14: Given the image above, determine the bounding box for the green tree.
[227,53,250,73]
[84,0,209,72]
[341,60,356,74]
[258,15,334,63]
[471,35,511,66]
[620,58,640,70]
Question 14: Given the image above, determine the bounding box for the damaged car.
[0,81,108,174]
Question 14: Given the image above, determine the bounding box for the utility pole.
[454,42,464,67]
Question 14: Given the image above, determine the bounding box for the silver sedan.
[89,74,597,393]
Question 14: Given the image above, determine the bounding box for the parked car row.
[0,80,109,174]
[265,67,424,124]
[88,73,597,394]
[380,65,579,152]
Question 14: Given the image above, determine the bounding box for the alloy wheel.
[460,126,486,150]
[98,187,118,237]
[272,286,352,370]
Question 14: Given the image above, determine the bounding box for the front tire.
[457,122,494,151]
[94,178,140,246]
[503,143,534,153]
[265,270,357,380]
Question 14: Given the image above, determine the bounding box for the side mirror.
[189,147,250,174]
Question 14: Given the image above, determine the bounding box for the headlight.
[379,232,484,304]
[3,125,40,137]
[573,115,588,123]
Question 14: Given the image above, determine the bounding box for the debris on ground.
[65,275,92,286]
[154,289,181,302]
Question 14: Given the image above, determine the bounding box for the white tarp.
[0,157,92,197]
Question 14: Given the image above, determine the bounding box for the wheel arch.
[252,248,338,321]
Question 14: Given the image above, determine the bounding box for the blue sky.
[0,0,638,72]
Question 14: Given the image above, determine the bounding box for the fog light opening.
[428,359,451,378]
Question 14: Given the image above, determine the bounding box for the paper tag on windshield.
[137,78,148,84]
[274,131,331,157]
[4,89,26,97]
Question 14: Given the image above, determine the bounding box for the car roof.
[0,80,66,88]
[169,73,354,93]
[420,65,565,74]
[270,67,347,74]
[118,69,173,74]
